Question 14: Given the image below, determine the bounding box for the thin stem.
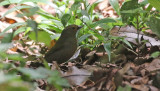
[136,14,140,60]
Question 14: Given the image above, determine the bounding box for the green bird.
[45,24,82,64]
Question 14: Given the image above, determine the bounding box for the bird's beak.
[78,25,83,30]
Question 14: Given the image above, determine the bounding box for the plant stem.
[136,14,140,60]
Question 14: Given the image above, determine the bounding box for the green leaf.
[88,0,103,17]
[0,43,13,52]
[18,67,69,88]
[39,27,56,35]
[27,19,38,41]
[0,0,58,8]
[94,33,104,41]
[109,0,120,15]
[75,19,82,25]
[51,19,63,28]
[37,11,60,20]
[7,54,24,61]
[18,67,52,79]
[61,14,71,27]
[120,0,139,23]
[0,22,26,36]
[0,73,21,84]
[1,33,13,43]
[81,10,90,18]
[122,39,133,49]
[139,0,148,6]
[117,85,131,91]
[13,27,26,37]
[21,0,58,8]
[27,20,38,31]
[0,0,22,6]
[78,34,92,43]
[103,42,111,62]
[17,7,39,17]
[28,31,52,47]
[147,17,160,38]
[1,5,32,18]
[0,72,33,91]
[43,60,50,69]
[50,34,60,40]
[0,82,30,91]
[19,0,48,3]
[148,0,160,11]
[70,1,81,11]
[151,51,160,58]
[47,71,70,87]
[120,8,142,14]
[91,18,116,28]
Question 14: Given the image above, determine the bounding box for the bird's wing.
[47,42,64,54]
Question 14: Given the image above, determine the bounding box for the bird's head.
[63,24,82,35]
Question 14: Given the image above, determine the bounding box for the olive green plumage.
[44,25,82,64]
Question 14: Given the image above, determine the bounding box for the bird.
[44,24,82,64]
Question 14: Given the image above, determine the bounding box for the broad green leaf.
[61,14,71,27]
[37,11,60,20]
[120,0,139,23]
[52,19,63,28]
[0,22,26,36]
[148,0,160,11]
[43,60,50,69]
[37,11,63,28]
[75,0,83,1]
[0,72,20,84]
[78,34,92,43]
[0,0,22,6]
[117,85,131,91]
[18,67,69,88]
[13,27,26,37]
[27,20,37,31]
[91,18,116,28]
[28,31,52,47]
[19,0,49,3]
[17,7,39,17]
[82,16,91,24]
[139,0,148,5]
[75,19,82,25]
[94,33,104,41]
[151,51,160,58]
[27,20,38,41]
[0,82,30,91]
[70,1,81,11]
[0,43,13,52]
[39,27,56,35]
[50,34,60,40]
[20,0,53,6]
[109,0,120,15]
[47,71,69,87]
[120,8,141,14]
[0,0,58,8]
[18,67,52,79]
[20,0,58,9]
[2,5,32,17]
[81,10,90,18]
[103,42,111,62]
[1,33,13,43]
[147,17,160,38]
[7,54,24,61]
[0,72,33,91]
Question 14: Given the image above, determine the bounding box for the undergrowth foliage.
[0,0,159,90]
